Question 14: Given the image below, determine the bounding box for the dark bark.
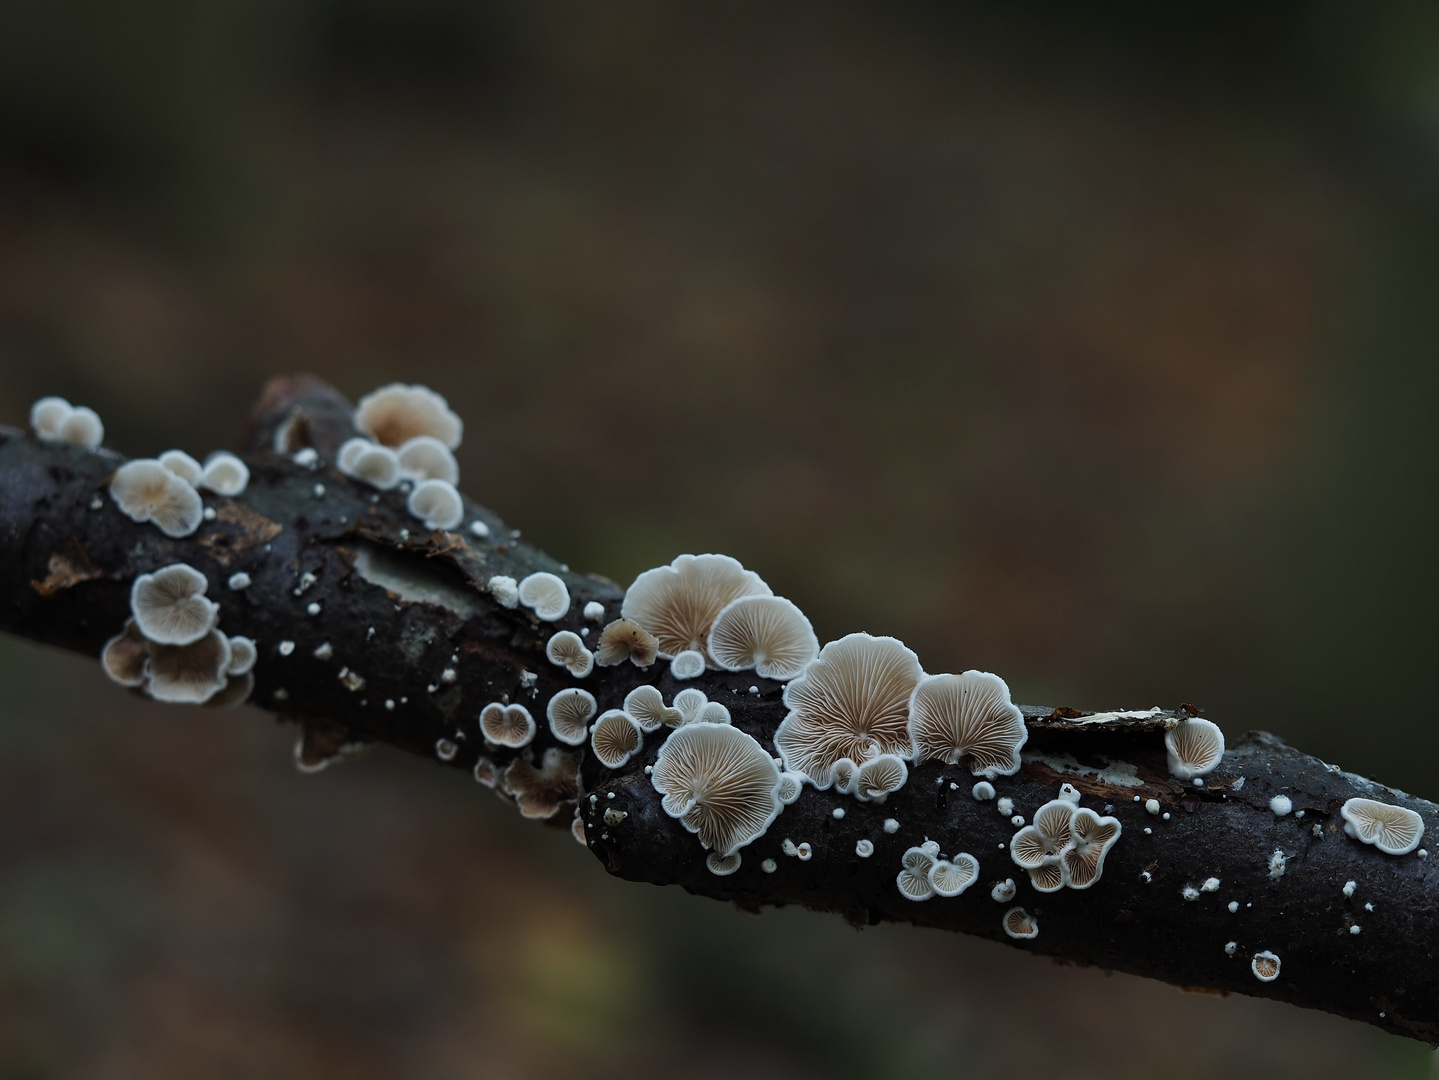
[1,376,1435,1044]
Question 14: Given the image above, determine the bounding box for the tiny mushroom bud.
[547,687,597,745]
[130,564,218,645]
[488,575,520,608]
[158,450,203,485]
[583,601,606,622]
[30,396,73,440]
[545,630,594,678]
[518,572,570,621]
[227,572,251,590]
[1165,717,1225,780]
[909,670,1027,776]
[353,383,463,449]
[110,460,205,538]
[972,781,996,801]
[199,452,249,496]
[1340,797,1425,855]
[351,444,402,489]
[883,819,900,834]
[650,721,782,857]
[590,709,643,768]
[997,797,1014,816]
[56,406,104,449]
[991,878,1017,903]
[407,478,464,531]
[396,435,459,484]
[1003,907,1039,940]
[101,620,148,687]
[1270,795,1293,817]
[707,595,820,681]
[669,650,706,680]
[594,618,660,668]
[1251,951,1281,982]
[144,630,233,704]
[479,702,536,748]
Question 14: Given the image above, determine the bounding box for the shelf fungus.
[707,595,819,681]
[479,702,536,748]
[1003,907,1039,940]
[547,688,597,746]
[621,685,679,731]
[407,479,464,531]
[853,754,909,803]
[1251,951,1281,983]
[620,553,772,660]
[503,748,581,819]
[774,633,923,787]
[594,619,660,668]
[517,572,571,622]
[908,670,1027,776]
[545,630,594,678]
[1340,797,1426,856]
[198,452,250,496]
[395,435,459,484]
[1010,796,1122,892]
[353,383,463,449]
[109,459,204,538]
[929,854,981,897]
[649,721,783,858]
[1164,717,1225,780]
[130,564,219,646]
[897,846,938,901]
[591,710,644,768]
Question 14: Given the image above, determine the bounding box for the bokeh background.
[2,2,1438,1076]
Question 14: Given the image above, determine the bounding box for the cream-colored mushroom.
[620,553,772,660]
[1061,807,1122,889]
[407,478,464,531]
[353,383,463,449]
[199,452,249,496]
[548,687,597,745]
[1165,718,1225,779]
[777,772,803,804]
[351,444,402,490]
[649,721,782,856]
[707,596,819,681]
[1251,951,1281,982]
[158,449,203,485]
[109,460,204,538]
[101,620,147,687]
[773,633,923,786]
[479,702,536,748]
[145,630,233,704]
[673,687,709,725]
[929,854,980,897]
[130,564,218,645]
[518,572,570,621]
[29,397,72,440]
[545,630,594,678]
[853,754,908,803]
[829,758,858,794]
[1341,797,1426,856]
[622,685,678,731]
[204,672,255,708]
[908,670,1027,776]
[337,437,374,475]
[896,846,936,901]
[1003,907,1039,939]
[226,636,258,676]
[503,748,581,819]
[669,650,706,680]
[56,406,104,450]
[594,618,659,668]
[590,709,643,768]
[706,852,742,876]
[396,435,459,484]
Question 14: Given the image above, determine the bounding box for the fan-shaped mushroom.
[594,619,659,668]
[707,596,819,681]
[29,397,72,440]
[1340,797,1425,856]
[545,630,594,678]
[620,553,772,660]
[396,435,459,484]
[479,702,535,748]
[908,670,1027,776]
[896,846,936,901]
[777,773,803,804]
[407,479,464,531]
[518,572,570,621]
[227,636,258,676]
[1165,718,1225,779]
[1061,808,1122,889]
[503,748,581,820]
[706,852,742,876]
[622,685,677,731]
[199,452,249,496]
[145,630,233,704]
[109,460,204,538]
[130,564,218,646]
[101,620,148,687]
[1251,951,1281,982]
[354,383,463,449]
[547,687,597,745]
[158,449,203,485]
[929,854,980,897]
[853,754,908,803]
[590,710,643,768]
[649,721,782,857]
[350,443,402,489]
[1003,907,1038,939]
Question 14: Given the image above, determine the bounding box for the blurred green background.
[2,2,1438,1076]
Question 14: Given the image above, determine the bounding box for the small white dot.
[1162,812,1171,821]
[202,507,217,521]
[307,602,321,616]
[1143,827,1152,835]
[313,483,326,497]
[278,641,295,656]
[1350,925,1361,935]
[384,700,395,711]
[761,858,777,873]
[606,792,615,800]
[469,520,490,538]
[883,819,899,834]
[89,496,103,510]
[1228,901,1239,913]
[832,808,845,820]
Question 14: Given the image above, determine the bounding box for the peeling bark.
[1,376,1434,1043]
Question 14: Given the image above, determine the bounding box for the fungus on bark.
[353,383,463,449]
[545,630,594,678]
[1251,951,1281,982]
[480,702,536,748]
[547,687,597,745]
[649,721,782,857]
[158,449,203,484]
[669,650,706,680]
[29,397,72,440]
[1061,807,1123,889]
[199,452,250,496]
[503,748,581,819]
[622,685,678,732]
[518,572,570,621]
[776,773,803,804]
[591,710,644,768]
[407,479,464,531]
[145,630,233,704]
[706,852,742,876]
[853,753,909,803]
[896,846,936,901]
[707,595,819,681]
[929,854,980,897]
[908,670,1027,776]
[130,564,219,646]
[227,635,258,676]
[101,620,147,687]
[673,687,709,725]
[594,618,659,668]
[206,672,255,708]
[1165,717,1225,779]
[829,758,858,795]
[349,444,402,490]
[109,460,205,538]
[30,398,103,449]
[620,553,772,660]
[1340,798,1426,856]
[1003,907,1039,939]
[773,633,922,786]
[396,435,459,484]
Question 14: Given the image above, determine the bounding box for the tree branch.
[2,376,1435,1044]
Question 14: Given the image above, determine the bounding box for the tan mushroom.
[503,748,582,819]
[1165,718,1225,779]
[908,670,1027,776]
[130,564,218,646]
[109,460,204,538]
[547,687,597,746]
[707,595,819,681]
[480,702,536,748]
[353,383,463,449]
[649,721,782,857]
[1341,797,1425,855]
[590,710,643,768]
[620,553,772,660]
[594,618,660,668]
[545,630,594,678]
[100,620,148,687]
[145,630,233,704]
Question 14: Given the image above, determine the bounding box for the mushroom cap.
[473,757,501,788]
[773,633,923,786]
[101,620,148,687]
[545,630,594,678]
[517,572,570,621]
[547,687,597,745]
[1027,860,1066,892]
[594,619,659,668]
[227,635,258,676]
[337,437,375,475]
[1003,907,1039,939]
[58,406,104,450]
[352,444,402,490]
[354,383,463,449]
[199,452,249,496]
[130,563,218,645]
[972,781,996,801]
[407,478,464,531]
[929,854,980,897]
[673,687,708,725]
[204,672,255,708]
[1340,797,1426,855]
[698,701,731,724]
[707,596,819,681]
[480,702,536,748]
[1165,718,1225,779]
[669,650,706,680]
[650,721,782,856]
[590,709,644,768]
[1061,808,1122,889]
[158,450,203,485]
[829,757,858,794]
[1010,800,1075,870]
[110,460,205,538]
[776,772,803,804]
[1251,951,1281,982]
[853,753,909,803]
[396,436,459,484]
[622,685,676,732]
[706,852,742,876]
[897,847,936,901]
[30,396,72,439]
[620,553,773,660]
[145,630,233,704]
[908,670,1027,776]
[503,747,581,819]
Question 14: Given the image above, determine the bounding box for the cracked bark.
[1,376,1434,1044]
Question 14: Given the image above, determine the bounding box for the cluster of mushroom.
[1008,785,1123,892]
[896,840,981,901]
[107,448,249,538]
[30,396,104,450]
[340,384,465,531]
[100,563,255,706]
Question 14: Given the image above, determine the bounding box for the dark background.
[2,2,1438,1076]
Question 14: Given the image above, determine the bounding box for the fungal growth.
[1003,907,1039,940]
[929,854,981,897]
[349,444,402,489]
[594,619,660,668]
[777,773,803,804]
[109,460,205,538]
[1340,798,1426,856]
[396,435,459,484]
[909,670,1027,776]
[621,553,772,660]
[707,595,819,681]
[145,630,233,703]
[1251,951,1281,982]
[101,621,148,687]
[545,631,594,678]
[503,748,581,819]
[158,449,202,484]
[130,564,219,645]
[591,710,643,768]
[518,572,571,621]
[227,636,258,676]
[774,633,923,786]
[621,685,678,731]
[649,722,783,857]
[670,650,706,680]
[1165,717,1225,779]
[896,846,937,901]
[1010,795,1122,892]
[829,758,858,794]
[408,479,464,531]
[29,396,104,449]
[706,852,742,876]
[480,702,536,748]
[853,754,909,803]
[547,688,597,745]
[353,383,463,449]
[199,452,249,496]
[487,575,520,608]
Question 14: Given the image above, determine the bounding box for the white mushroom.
[829,758,858,795]
[158,450,203,485]
[351,444,402,490]
[518,572,570,621]
[479,702,535,748]
[583,601,606,622]
[545,630,594,678]
[396,435,459,484]
[1270,795,1293,817]
[1340,797,1426,856]
[620,553,772,660]
[649,721,782,857]
[673,687,709,725]
[776,772,803,804]
[908,670,1027,776]
[109,460,204,538]
[707,596,819,681]
[1002,907,1039,939]
[590,709,643,768]
[130,564,218,645]
[853,754,909,803]
[227,636,258,676]
[337,437,375,475]
[929,854,980,897]
[1061,807,1122,889]
[706,852,742,876]
[622,685,678,731]
[1165,718,1225,779]
[896,846,936,901]
[547,687,597,745]
[697,701,731,724]
[100,620,147,687]
[503,747,581,819]
[594,618,659,668]
[773,633,923,786]
[669,650,706,679]
[407,478,464,531]
[56,406,104,450]
[354,383,463,449]
[199,452,249,496]
[855,839,875,858]
[1251,950,1281,982]
[473,757,500,788]
[30,397,73,440]
[972,781,996,801]
[487,575,520,608]
[144,630,233,704]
